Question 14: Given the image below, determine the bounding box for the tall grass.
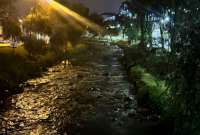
[0,46,59,96]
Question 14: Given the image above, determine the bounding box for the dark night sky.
[76,0,124,13]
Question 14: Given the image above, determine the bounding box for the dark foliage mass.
[119,0,200,135]
[170,0,200,134]
[23,36,47,56]
[2,18,21,40]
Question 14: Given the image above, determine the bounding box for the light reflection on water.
[0,45,136,135]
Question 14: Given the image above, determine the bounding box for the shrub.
[2,18,21,40]
[128,66,170,115]
[50,26,68,53]
[23,36,47,57]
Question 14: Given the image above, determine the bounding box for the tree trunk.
[149,33,153,48]
[160,24,165,50]
[170,0,177,53]
[140,13,145,48]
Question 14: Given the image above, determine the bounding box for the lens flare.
[46,0,103,33]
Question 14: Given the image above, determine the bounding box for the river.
[0,44,167,135]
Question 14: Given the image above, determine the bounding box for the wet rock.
[69,88,74,91]
[77,74,84,78]
[4,90,9,93]
[19,122,25,127]
[8,121,15,126]
[88,87,95,91]
[128,109,137,117]
[112,117,118,122]
[102,72,109,76]
[68,82,74,86]
[96,88,101,91]
[0,100,3,105]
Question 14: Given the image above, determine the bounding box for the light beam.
[46,0,103,33]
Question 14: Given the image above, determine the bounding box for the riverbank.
[0,43,93,111]
[120,45,175,133]
[0,46,65,111]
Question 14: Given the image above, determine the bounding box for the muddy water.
[0,45,141,135]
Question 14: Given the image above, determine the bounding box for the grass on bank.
[0,45,59,96]
[0,46,27,56]
[122,45,176,120]
[129,65,170,115]
[0,42,89,94]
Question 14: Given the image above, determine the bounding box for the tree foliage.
[170,0,200,134]
[23,36,47,56]
[120,0,200,135]
[0,0,9,18]
[23,14,51,35]
[2,18,21,40]
[89,13,104,26]
[22,6,52,36]
[50,25,68,52]
[71,2,90,17]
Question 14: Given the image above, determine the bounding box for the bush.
[23,36,47,57]
[123,45,174,79]
[128,66,170,115]
[50,25,68,53]
[123,46,149,69]
[67,27,83,46]
[2,18,21,40]
[0,47,61,103]
[114,40,129,46]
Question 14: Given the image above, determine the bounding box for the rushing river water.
[0,44,166,135]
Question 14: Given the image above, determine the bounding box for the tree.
[71,2,90,17]
[50,10,84,47]
[106,27,119,41]
[67,26,83,46]
[89,13,104,26]
[125,24,140,44]
[2,18,21,40]
[124,0,150,46]
[55,0,70,6]
[88,13,104,36]
[22,4,52,36]
[50,25,68,53]
[23,13,52,36]
[0,0,10,19]
[23,36,47,57]
[169,0,200,134]
[124,0,173,48]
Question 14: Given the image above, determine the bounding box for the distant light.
[110,26,115,29]
[128,12,132,17]
[117,24,120,28]
[18,19,23,23]
[161,16,170,24]
[164,16,170,22]
[104,16,116,21]
[161,19,165,24]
